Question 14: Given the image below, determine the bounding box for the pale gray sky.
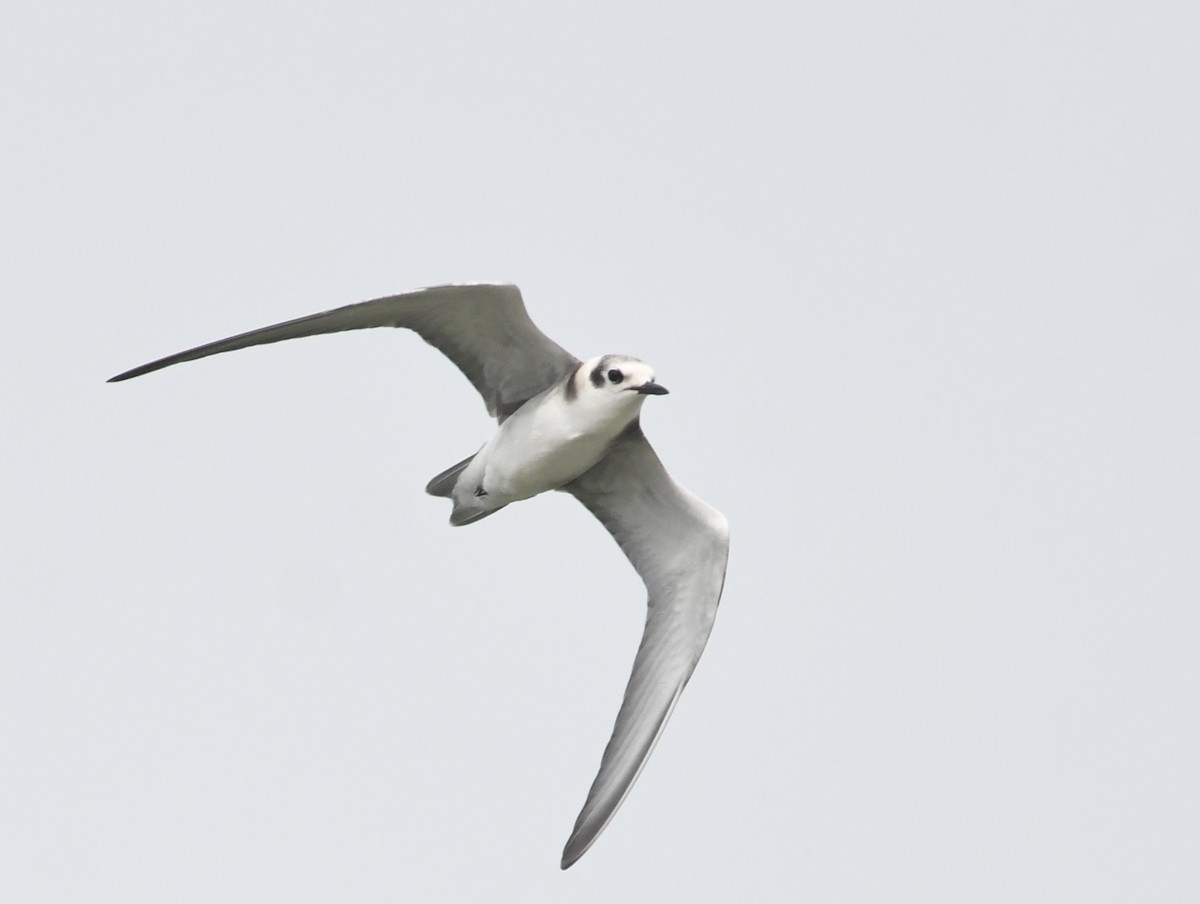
[3,2,1198,901]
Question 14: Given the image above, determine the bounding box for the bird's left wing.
[559,425,729,868]
[108,283,578,419]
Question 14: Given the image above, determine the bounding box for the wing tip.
[109,361,167,382]
[559,831,593,870]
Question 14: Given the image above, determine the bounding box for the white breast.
[476,380,644,502]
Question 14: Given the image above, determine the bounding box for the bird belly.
[482,428,610,501]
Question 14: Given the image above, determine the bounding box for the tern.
[109,283,729,868]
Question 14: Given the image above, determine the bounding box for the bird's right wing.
[108,283,579,420]
[559,425,729,868]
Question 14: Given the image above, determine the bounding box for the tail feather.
[426,451,507,525]
[449,502,508,526]
[425,454,475,497]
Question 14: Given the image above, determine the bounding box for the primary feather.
[109,283,729,867]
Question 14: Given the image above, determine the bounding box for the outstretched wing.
[560,425,729,868]
[109,283,579,419]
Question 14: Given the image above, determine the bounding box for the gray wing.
[559,425,729,869]
[108,283,579,419]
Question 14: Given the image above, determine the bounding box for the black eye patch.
[607,369,624,384]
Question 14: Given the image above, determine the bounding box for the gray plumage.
[109,283,578,421]
[109,283,729,868]
[560,423,728,868]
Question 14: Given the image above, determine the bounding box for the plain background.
[2,2,1197,901]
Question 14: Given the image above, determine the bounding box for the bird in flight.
[109,283,729,868]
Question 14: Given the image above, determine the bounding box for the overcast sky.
[3,2,1197,901]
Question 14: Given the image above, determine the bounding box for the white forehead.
[583,354,655,384]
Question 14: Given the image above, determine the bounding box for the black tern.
[109,283,729,868]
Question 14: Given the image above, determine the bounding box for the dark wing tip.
[560,835,588,870]
[108,358,177,382]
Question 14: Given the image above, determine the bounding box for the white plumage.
[110,283,729,868]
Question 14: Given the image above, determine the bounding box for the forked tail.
[424,454,475,497]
